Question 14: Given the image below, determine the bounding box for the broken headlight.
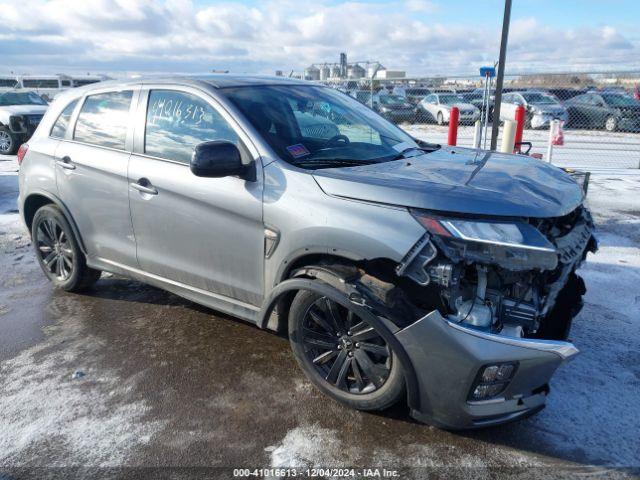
[411,211,558,271]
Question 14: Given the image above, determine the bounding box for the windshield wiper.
[294,158,378,168]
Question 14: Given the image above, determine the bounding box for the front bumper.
[531,113,568,129]
[9,114,43,141]
[395,310,578,429]
[618,117,640,132]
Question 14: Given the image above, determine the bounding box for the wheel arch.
[264,252,400,330]
[260,276,421,411]
[23,190,87,253]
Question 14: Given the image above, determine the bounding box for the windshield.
[221,85,418,169]
[439,94,463,105]
[602,94,639,107]
[0,91,48,106]
[521,93,557,105]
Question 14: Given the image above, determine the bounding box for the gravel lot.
[1,155,639,479]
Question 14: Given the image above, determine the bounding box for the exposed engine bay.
[395,205,597,341]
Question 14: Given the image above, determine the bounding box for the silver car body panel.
[397,310,576,428]
[128,83,265,306]
[18,75,591,429]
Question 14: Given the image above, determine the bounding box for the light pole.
[490,0,512,151]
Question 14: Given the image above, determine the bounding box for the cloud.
[0,0,638,76]
[404,0,438,13]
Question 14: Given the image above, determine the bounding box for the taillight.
[17,143,29,165]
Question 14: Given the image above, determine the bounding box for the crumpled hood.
[0,105,48,115]
[312,147,584,218]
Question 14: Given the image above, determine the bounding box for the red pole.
[514,105,525,153]
[448,107,459,146]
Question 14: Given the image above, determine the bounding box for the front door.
[128,87,264,308]
[55,89,138,267]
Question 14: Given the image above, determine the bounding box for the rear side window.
[144,90,239,164]
[74,91,133,149]
[50,100,78,138]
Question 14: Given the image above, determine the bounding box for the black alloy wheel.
[31,205,101,291]
[289,289,404,411]
[35,216,74,281]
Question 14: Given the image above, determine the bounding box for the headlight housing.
[411,211,558,271]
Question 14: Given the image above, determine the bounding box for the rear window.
[50,99,79,138]
[74,91,133,149]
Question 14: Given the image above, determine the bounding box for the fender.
[258,277,420,410]
[23,189,88,254]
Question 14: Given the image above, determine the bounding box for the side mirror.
[190,141,248,178]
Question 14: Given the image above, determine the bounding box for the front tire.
[288,289,404,411]
[31,205,101,291]
[437,111,445,126]
[0,126,19,155]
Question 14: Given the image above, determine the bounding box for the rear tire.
[31,205,101,292]
[288,289,404,412]
[437,111,445,126]
[0,126,19,155]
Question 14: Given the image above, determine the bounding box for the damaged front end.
[391,205,597,428]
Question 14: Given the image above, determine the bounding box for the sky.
[1,0,639,77]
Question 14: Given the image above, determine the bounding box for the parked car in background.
[18,75,594,429]
[547,88,587,103]
[0,90,49,154]
[71,75,109,87]
[16,75,71,102]
[0,76,19,91]
[350,89,377,106]
[417,93,480,125]
[501,91,568,129]
[393,87,432,105]
[565,92,640,132]
[462,92,494,121]
[374,94,415,124]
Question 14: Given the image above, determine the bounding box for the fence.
[327,71,640,169]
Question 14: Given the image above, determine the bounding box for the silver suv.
[18,76,596,429]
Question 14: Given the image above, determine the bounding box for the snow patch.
[0,321,161,467]
[269,425,358,468]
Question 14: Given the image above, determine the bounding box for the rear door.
[55,88,139,267]
[128,86,264,307]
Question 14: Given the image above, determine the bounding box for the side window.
[144,90,239,164]
[74,91,133,149]
[50,99,78,139]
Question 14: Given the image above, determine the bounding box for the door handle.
[130,179,158,195]
[56,156,76,170]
